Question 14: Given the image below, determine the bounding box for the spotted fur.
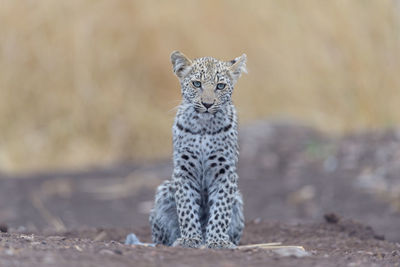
[149,51,247,249]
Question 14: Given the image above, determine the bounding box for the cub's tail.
[125,233,155,247]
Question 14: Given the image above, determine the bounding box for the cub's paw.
[206,240,236,249]
[172,237,203,248]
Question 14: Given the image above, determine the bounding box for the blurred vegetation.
[0,0,399,173]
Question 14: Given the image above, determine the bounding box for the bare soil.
[1,122,400,266]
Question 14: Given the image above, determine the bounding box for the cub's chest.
[176,129,232,153]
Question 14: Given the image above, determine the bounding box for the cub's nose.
[202,102,214,109]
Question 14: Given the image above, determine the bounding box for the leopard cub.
[149,51,247,249]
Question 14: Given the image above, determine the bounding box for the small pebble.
[5,249,14,256]
[253,218,261,224]
[47,236,66,241]
[0,223,8,233]
[114,249,123,255]
[20,234,34,241]
[273,247,310,257]
[324,213,340,224]
[373,234,385,240]
[99,249,115,255]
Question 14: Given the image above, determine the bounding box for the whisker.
[167,100,184,113]
[167,105,181,113]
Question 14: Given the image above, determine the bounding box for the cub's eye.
[192,81,201,88]
[216,83,226,90]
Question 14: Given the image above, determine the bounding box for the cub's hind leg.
[149,180,180,246]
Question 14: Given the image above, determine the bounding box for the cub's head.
[171,51,247,114]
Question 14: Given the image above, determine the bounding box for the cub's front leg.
[206,167,238,249]
[172,170,203,248]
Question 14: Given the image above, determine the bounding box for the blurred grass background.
[0,0,399,173]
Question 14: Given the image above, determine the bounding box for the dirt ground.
[1,122,400,266]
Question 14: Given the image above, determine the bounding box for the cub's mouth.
[194,107,216,115]
[193,102,219,115]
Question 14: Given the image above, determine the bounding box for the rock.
[0,223,8,233]
[324,213,340,224]
[273,247,310,257]
[99,249,115,255]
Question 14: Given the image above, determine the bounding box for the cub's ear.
[228,54,247,81]
[170,51,193,79]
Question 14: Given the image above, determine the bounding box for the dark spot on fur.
[176,123,183,130]
[224,124,232,132]
[181,165,188,172]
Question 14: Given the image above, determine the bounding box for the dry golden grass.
[0,0,399,173]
